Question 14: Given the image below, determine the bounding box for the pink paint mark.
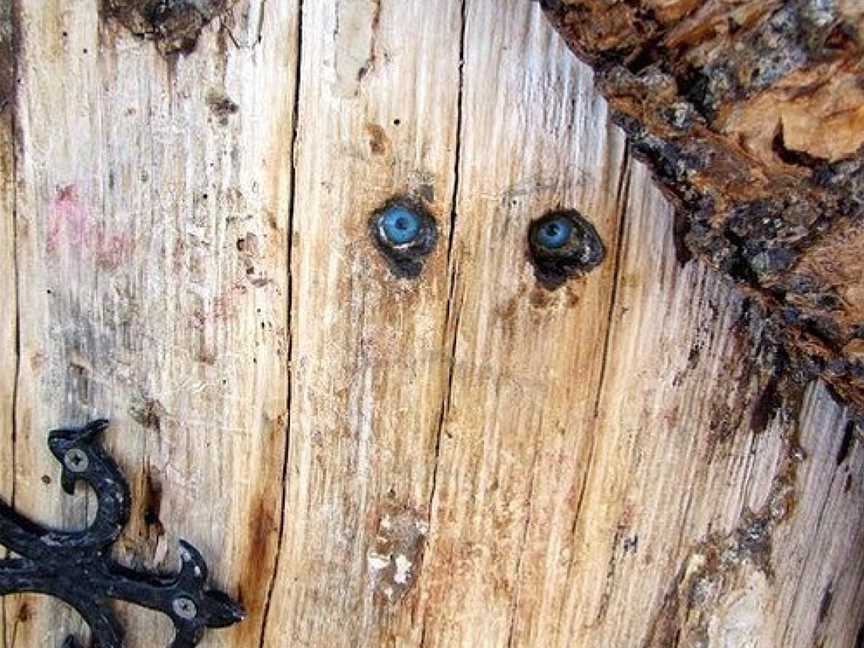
[47,184,134,269]
[93,232,135,271]
[47,184,88,253]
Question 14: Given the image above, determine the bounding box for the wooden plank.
[412,2,864,646]
[6,1,297,646]
[1,1,862,646]
[0,3,17,645]
[259,1,464,646]
[496,159,864,647]
[0,0,16,505]
[540,0,864,411]
[413,2,628,645]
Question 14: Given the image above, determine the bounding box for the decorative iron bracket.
[0,419,245,647]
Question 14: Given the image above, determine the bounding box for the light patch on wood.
[706,570,772,648]
[334,0,381,97]
[367,505,429,604]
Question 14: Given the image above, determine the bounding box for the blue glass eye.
[379,207,422,245]
[536,217,573,249]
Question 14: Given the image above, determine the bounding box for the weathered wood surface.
[4,0,296,645]
[259,1,463,646]
[0,1,17,641]
[541,0,864,412]
[0,1,862,647]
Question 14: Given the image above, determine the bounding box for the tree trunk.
[1,1,862,647]
[541,0,864,411]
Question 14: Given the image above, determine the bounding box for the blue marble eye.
[528,210,605,288]
[535,217,573,249]
[379,207,422,245]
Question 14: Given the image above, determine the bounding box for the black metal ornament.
[0,419,245,647]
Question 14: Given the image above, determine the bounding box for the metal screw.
[63,448,89,473]
[172,596,198,620]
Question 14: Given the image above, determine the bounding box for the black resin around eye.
[370,199,438,278]
[528,210,606,288]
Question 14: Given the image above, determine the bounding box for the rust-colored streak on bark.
[540,0,864,411]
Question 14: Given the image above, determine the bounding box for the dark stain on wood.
[750,376,781,434]
[818,582,833,625]
[101,0,236,55]
[129,395,167,431]
[0,0,19,116]
[836,420,857,466]
[365,123,388,155]
[207,89,239,125]
[234,494,278,643]
[140,467,164,532]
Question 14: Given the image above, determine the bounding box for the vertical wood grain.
[260,1,464,645]
[413,2,627,645]
[0,0,16,505]
[7,1,297,645]
[0,3,17,646]
[0,1,862,647]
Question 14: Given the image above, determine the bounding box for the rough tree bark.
[540,0,864,413]
[0,1,862,647]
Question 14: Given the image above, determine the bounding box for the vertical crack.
[3,3,21,645]
[424,0,467,547]
[442,0,467,281]
[419,2,467,646]
[566,143,630,579]
[592,143,631,418]
[256,1,303,646]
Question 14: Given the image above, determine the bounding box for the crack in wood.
[418,3,468,645]
[0,4,19,646]
[255,2,304,646]
[592,144,631,419]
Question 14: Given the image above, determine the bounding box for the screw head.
[172,596,198,620]
[63,448,89,473]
